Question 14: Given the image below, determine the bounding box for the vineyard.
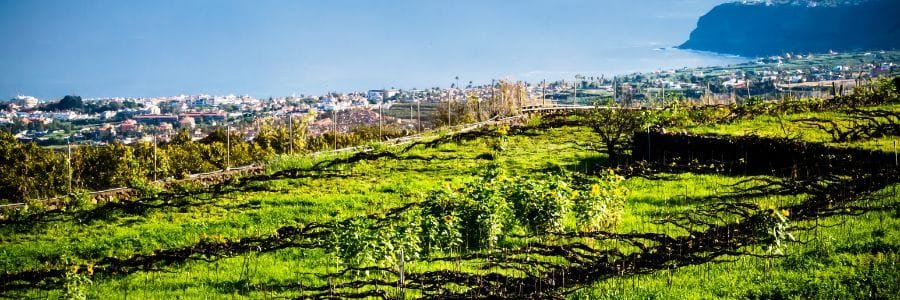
[1,78,899,299]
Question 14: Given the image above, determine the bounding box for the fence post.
[226,114,231,171]
[152,130,158,181]
[399,248,405,299]
[289,113,294,155]
[647,127,651,161]
[67,138,72,194]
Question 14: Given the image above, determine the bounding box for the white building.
[10,95,39,109]
[367,90,384,103]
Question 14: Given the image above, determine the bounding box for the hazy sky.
[0,0,736,99]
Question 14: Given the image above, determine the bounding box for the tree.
[893,76,900,95]
[71,143,138,190]
[170,128,193,145]
[0,132,66,201]
[485,80,524,118]
[433,93,482,126]
[45,95,84,111]
[587,106,648,164]
[159,101,182,114]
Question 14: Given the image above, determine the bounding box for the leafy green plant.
[331,218,383,271]
[418,188,464,255]
[129,177,162,199]
[65,190,93,212]
[330,211,424,271]
[63,264,92,300]
[417,164,513,254]
[506,175,572,234]
[750,209,794,255]
[572,169,628,232]
[458,163,513,249]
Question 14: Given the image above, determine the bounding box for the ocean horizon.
[6,47,749,101]
[1,0,742,100]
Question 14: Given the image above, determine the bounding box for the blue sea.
[493,47,747,83]
[0,0,744,99]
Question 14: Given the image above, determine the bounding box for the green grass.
[2,119,898,299]
[382,102,442,121]
[573,185,900,299]
[3,125,597,296]
[686,104,900,152]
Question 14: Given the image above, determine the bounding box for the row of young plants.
[328,163,628,272]
[0,160,628,296]
[0,124,519,274]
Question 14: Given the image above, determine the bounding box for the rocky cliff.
[679,0,900,57]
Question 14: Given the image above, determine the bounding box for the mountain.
[679,0,900,57]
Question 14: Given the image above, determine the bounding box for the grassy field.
[2,112,898,298]
[4,125,596,298]
[381,102,442,122]
[574,182,899,299]
[685,104,900,152]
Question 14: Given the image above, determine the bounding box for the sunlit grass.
[687,104,900,152]
[3,122,898,299]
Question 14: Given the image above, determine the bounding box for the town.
[2,50,896,147]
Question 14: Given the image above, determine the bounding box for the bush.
[66,190,93,212]
[572,169,627,232]
[418,188,464,255]
[507,175,572,234]
[0,199,47,224]
[418,164,514,253]
[129,178,162,199]
[458,164,512,249]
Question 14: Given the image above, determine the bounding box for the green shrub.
[129,178,162,199]
[65,190,93,212]
[507,175,572,234]
[458,164,512,249]
[418,188,464,255]
[63,264,92,300]
[572,169,628,232]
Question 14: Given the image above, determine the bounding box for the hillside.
[679,0,900,57]
[0,78,898,298]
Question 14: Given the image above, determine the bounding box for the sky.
[0,0,739,100]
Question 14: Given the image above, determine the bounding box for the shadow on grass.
[567,154,610,175]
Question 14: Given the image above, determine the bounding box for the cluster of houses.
[2,51,896,145]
